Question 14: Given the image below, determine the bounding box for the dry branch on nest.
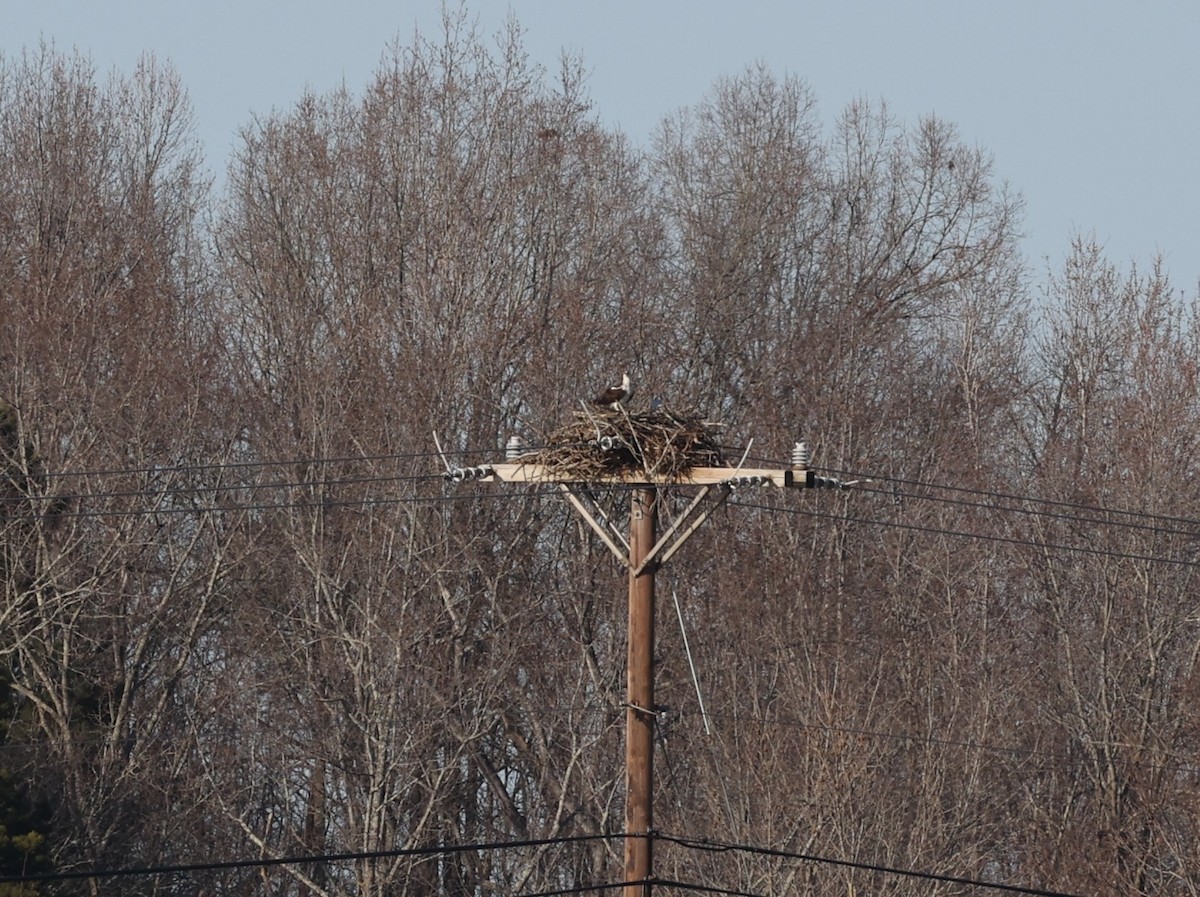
[521,407,726,480]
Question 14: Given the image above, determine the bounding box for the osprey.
[592,370,633,409]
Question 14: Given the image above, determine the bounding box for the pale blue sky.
[4,1,1198,288]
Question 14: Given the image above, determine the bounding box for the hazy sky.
[4,1,1198,288]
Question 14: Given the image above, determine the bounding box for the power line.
[0,817,1102,897]
[0,445,586,515]
[819,465,1200,532]
[0,833,624,885]
[658,832,1089,897]
[0,477,660,522]
[9,447,1199,547]
[5,439,1199,537]
[0,484,563,521]
[514,884,632,897]
[728,497,1200,569]
[0,441,570,487]
[0,470,446,510]
[0,473,1176,554]
[651,878,765,897]
[715,454,1200,537]
[851,480,1200,542]
[1,446,473,483]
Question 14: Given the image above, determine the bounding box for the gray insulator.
[792,441,811,468]
[448,465,492,483]
[728,475,767,490]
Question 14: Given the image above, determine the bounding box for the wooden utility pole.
[448,441,850,897]
[625,487,656,897]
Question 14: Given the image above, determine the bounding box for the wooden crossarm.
[482,463,800,488]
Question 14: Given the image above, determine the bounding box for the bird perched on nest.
[592,370,633,410]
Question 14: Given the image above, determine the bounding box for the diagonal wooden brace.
[560,484,631,567]
[579,486,631,553]
[631,484,732,576]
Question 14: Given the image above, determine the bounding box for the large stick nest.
[521,407,727,480]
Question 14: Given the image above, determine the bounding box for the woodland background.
[3,15,1200,897]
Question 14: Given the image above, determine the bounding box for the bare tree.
[7,20,1200,897]
[1012,241,1200,895]
[210,13,656,894]
[0,45,239,889]
[647,66,1036,897]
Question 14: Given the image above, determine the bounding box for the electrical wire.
[726,497,1200,569]
[8,445,1199,547]
[2,446,473,483]
[850,480,1200,542]
[0,470,447,510]
[0,443,574,514]
[2,434,1187,897]
[3,470,1198,774]
[1,434,1196,526]
[513,883,632,897]
[818,465,1200,532]
[3,472,1186,559]
[650,878,766,897]
[709,452,1200,537]
[0,481,656,522]
[0,833,624,885]
[657,832,1088,897]
[0,440,570,487]
[0,824,1099,897]
[0,484,562,521]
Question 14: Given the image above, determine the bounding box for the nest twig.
[521,406,726,480]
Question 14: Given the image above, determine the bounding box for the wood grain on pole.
[625,487,656,897]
